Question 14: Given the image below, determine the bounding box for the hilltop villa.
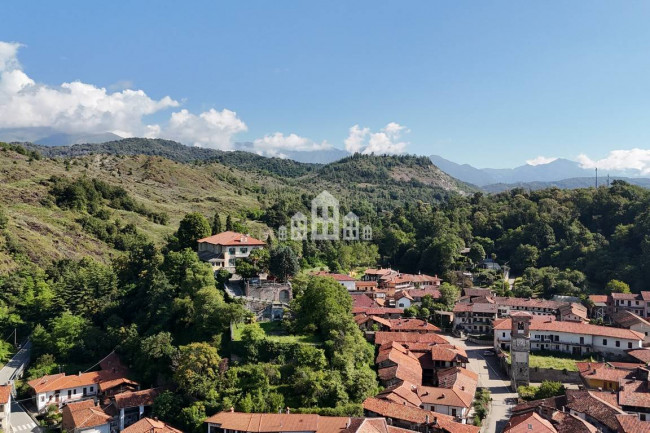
[197,231,266,273]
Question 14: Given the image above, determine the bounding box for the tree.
[269,246,300,282]
[211,212,222,235]
[510,244,539,273]
[606,279,631,294]
[175,213,211,251]
[439,282,460,310]
[225,215,233,231]
[535,380,566,399]
[468,242,486,265]
[173,342,224,400]
[49,312,89,360]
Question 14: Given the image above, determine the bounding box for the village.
[1,229,650,433]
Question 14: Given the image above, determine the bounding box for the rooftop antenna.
[595,167,598,188]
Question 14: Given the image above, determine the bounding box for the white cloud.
[526,156,558,166]
[0,41,247,149]
[578,149,650,175]
[344,122,408,155]
[252,132,331,157]
[165,109,247,150]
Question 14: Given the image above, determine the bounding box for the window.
[579,336,584,344]
[67,390,72,398]
[503,332,506,337]
[603,339,607,346]
[229,248,236,255]
[451,409,457,417]
[629,342,633,349]
[240,248,248,254]
[616,341,620,347]
[89,386,93,392]
[40,396,45,402]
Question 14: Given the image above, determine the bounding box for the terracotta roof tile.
[197,231,265,246]
[615,414,650,433]
[503,412,557,433]
[628,349,650,364]
[311,271,356,282]
[550,411,598,433]
[612,310,650,328]
[494,317,645,340]
[62,400,112,431]
[386,319,440,332]
[374,332,448,345]
[362,398,479,433]
[123,417,183,433]
[619,380,650,409]
[565,390,625,432]
[0,385,10,405]
[353,308,403,316]
[114,388,160,409]
[28,370,133,394]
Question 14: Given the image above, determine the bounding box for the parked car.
[482,350,494,356]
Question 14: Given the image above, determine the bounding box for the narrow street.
[0,341,40,433]
[445,335,517,433]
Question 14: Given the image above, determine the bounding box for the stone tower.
[510,312,532,388]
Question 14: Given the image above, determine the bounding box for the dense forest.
[1,141,650,431]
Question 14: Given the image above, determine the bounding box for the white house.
[494,316,644,356]
[312,271,356,291]
[197,231,266,273]
[28,370,135,413]
[0,385,11,432]
[611,310,650,347]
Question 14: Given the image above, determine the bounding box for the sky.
[2,1,650,169]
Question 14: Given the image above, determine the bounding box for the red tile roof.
[576,362,633,383]
[352,294,379,309]
[362,398,479,433]
[312,271,356,282]
[0,385,10,404]
[204,412,393,433]
[123,417,183,433]
[619,380,650,409]
[550,411,598,433]
[403,289,442,299]
[628,349,650,364]
[565,390,625,432]
[615,414,650,433]
[197,231,265,246]
[494,317,645,340]
[114,388,160,409]
[374,332,448,345]
[62,400,112,431]
[503,412,557,433]
[612,310,650,328]
[494,297,566,310]
[28,370,132,394]
[353,308,403,316]
[387,319,440,332]
[589,295,609,305]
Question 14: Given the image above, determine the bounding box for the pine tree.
[211,212,222,235]
[225,215,233,231]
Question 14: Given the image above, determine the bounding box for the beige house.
[197,231,265,273]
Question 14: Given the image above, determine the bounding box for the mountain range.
[429,154,650,191]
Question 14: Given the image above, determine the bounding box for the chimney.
[433,417,438,426]
[346,419,351,429]
[286,407,290,414]
[425,415,429,424]
[230,407,234,413]
[78,371,82,376]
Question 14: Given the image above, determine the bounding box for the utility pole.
[595,167,598,188]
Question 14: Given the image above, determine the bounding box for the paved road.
[0,341,40,433]
[446,335,517,433]
[0,341,31,385]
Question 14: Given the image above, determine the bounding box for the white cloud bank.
[0,41,247,149]
[252,132,332,158]
[344,122,409,155]
[578,149,650,175]
[526,156,558,166]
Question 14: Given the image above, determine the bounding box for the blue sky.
[2,1,650,168]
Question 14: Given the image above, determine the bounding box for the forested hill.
[25,138,319,178]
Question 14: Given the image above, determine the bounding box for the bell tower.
[510,312,531,388]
